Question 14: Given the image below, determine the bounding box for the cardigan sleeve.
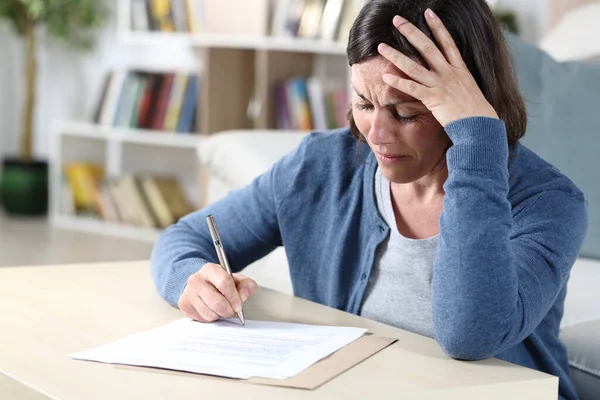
[431,117,588,360]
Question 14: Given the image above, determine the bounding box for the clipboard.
[249,334,397,389]
[117,334,397,390]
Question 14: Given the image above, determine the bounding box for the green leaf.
[1,0,109,50]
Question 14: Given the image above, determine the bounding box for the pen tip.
[239,312,245,326]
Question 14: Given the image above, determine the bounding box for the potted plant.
[0,0,107,215]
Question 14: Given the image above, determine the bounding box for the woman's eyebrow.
[352,85,420,107]
[352,85,368,100]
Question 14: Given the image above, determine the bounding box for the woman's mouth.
[375,151,407,164]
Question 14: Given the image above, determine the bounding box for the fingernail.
[382,74,392,83]
[240,290,249,303]
[233,301,242,313]
[393,15,408,28]
[426,9,437,19]
[378,43,390,54]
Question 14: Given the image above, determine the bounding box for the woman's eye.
[390,109,417,122]
[354,103,373,111]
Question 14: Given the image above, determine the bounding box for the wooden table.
[0,261,558,399]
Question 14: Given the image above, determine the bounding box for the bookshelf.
[49,120,205,242]
[50,0,357,241]
[118,0,353,133]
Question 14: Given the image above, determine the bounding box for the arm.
[432,117,588,360]
[151,136,309,307]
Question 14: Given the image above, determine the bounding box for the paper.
[71,319,367,380]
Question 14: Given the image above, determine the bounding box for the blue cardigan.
[151,117,588,400]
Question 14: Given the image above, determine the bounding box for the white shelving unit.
[120,32,348,56]
[49,120,205,242]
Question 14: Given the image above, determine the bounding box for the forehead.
[351,56,415,101]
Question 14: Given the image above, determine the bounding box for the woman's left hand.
[378,8,499,128]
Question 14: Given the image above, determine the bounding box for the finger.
[378,43,436,87]
[232,273,258,302]
[382,74,427,101]
[190,294,220,322]
[198,279,237,318]
[203,263,242,313]
[178,296,206,322]
[424,9,466,68]
[391,15,449,72]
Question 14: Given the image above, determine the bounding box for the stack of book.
[94,70,200,134]
[270,0,367,42]
[62,163,193,230]
[275,77,349,131]
[131,0,204,32]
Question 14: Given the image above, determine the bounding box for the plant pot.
[0,158,48,216]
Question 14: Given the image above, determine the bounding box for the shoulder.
[284,128,370,178]
[273,128,372,210]
[509,144,585,202]
[509,144,587,235]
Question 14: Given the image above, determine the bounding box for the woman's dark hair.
[346,0,527,147]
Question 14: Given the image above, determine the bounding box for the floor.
[0,212,154,267]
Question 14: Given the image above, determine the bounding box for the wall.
[0,0,553,161]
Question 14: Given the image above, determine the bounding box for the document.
[71,319,367,380]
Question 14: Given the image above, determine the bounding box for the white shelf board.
[58,121,206,149]
[121,32,348,56]
[52,214,161,243]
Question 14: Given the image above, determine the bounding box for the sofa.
[197,32,600,400]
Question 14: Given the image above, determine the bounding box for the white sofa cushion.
[540,2,600,62]
[198,130,308,190]
[562,258,600,329]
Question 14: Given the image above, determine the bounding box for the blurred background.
[0,0,596,267]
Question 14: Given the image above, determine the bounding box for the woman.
[151,1,587,399]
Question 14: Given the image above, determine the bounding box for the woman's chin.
[379,164,421,184]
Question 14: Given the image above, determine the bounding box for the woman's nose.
[368,109,396,145]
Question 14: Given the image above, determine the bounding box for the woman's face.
[351,57,449,184]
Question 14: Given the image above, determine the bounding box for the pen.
[206,214,245,326]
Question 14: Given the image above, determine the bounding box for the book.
[108,180,137,225]
[113,72,139,127]
[163,73,189,132]
[99,69,127,126]
[177,75,199,133]
[129,73,149,128]
[64,163,105,215]
[275,82,292,130]
[118,176,156,228]
[271,0,293,36]
[153,178,193,221]
[185,0,204,32]
[337,0,366,43]
[288,77,313,130]
[320,0,344,41]
[171,0,189,32]
[93,71,113,124]
[298,0,326,38]
[136,74,157,129]
[131,0,150,31]
[139,177,175,229]
[285,0,307,37]
[152,73,175,130]
[149,0,175,32]
[306,77,328,130]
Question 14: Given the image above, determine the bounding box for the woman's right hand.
[178,263,258,323]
